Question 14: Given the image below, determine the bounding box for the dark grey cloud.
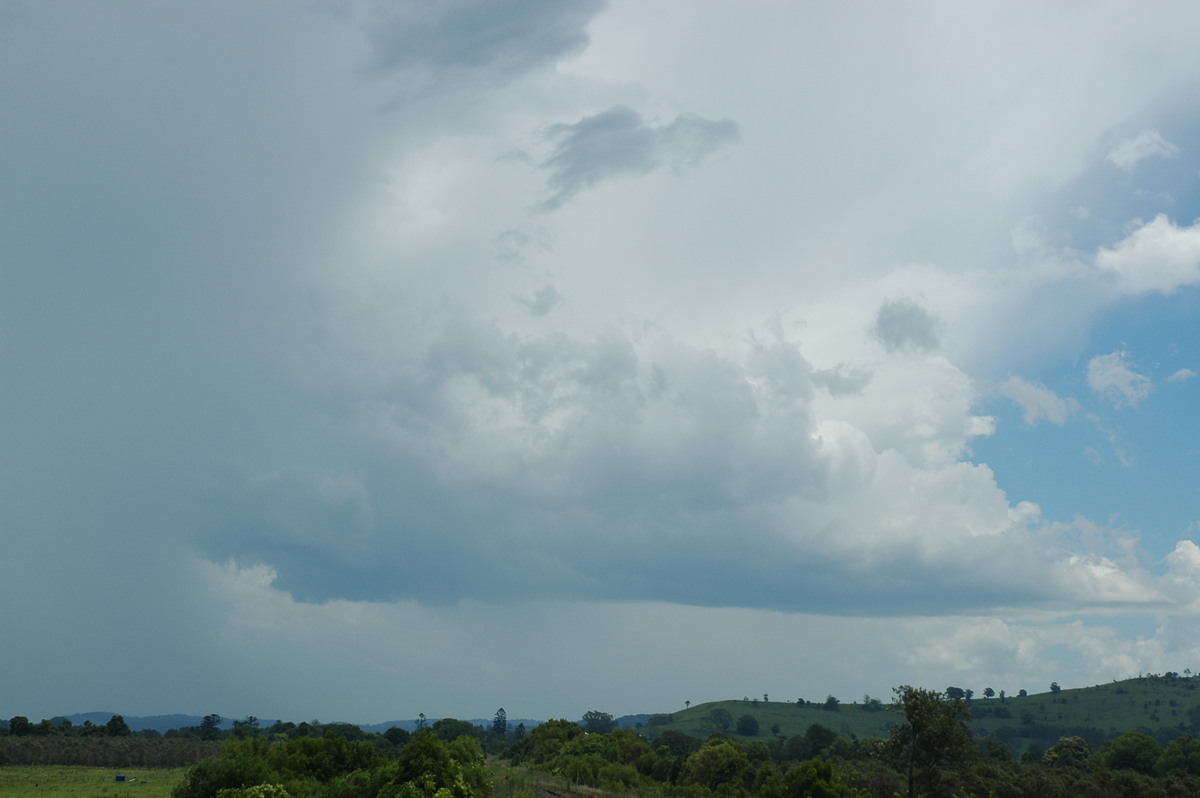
[872,298,942,351]
[367,0,606,78]
[538,106,739,210]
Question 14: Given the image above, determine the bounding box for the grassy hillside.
[640,673,1200,751]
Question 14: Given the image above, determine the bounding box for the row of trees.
[143,686,1200,798]
[945,686,1032,701]
[0,736,222,767]
[5,713,133,737]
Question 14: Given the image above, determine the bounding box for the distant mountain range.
[42,712,558,735]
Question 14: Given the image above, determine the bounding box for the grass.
[643,674,1200,746]
[0,765,189,798]
[648,699,896,742]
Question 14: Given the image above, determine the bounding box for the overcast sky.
[4,1,1200,726]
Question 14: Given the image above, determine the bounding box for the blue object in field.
[116,774,126,782]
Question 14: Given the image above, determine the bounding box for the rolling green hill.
[639,673,1200,753]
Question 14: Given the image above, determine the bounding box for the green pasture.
[645,674,1200,747]
[0,765,189,798]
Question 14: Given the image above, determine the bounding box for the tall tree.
[492,708,507,737]
[884,685,973,798]
[199,714,222,741]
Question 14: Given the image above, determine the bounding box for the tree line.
[14,688,1200,797]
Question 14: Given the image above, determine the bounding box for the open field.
[0,766,189,798]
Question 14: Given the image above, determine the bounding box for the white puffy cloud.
[998,377,1080,425]
[1096,215,1200,294]
[1087,350,1153,408]
[1106,129,1181,171]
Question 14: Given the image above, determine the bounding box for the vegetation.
[12,673,1200,797]
[0,765,190,798]
[643,672,1200,752]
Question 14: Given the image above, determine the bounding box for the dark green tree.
[783,758,855,798]
[657,729,702,757]
[1050,681,1062,693]
[231,716,259,740]
[805,723,838,754]
[491,708,507,737]
[822,695,841,711]
[106,714,132,736]
[883,685,973,798]
[7,716,33,736]
[581,710,615,734]
[736,714,759,736]
[679,738,750,792]
[1156,734,1200,775]
[199,714,222,741]
[393,729,490,798]
[384,726,411,747]
[172,739,275,798]
[505,719,583,765]
[431,717,478,742]
[1104,731,1161,774]
[709,708,732,731]
[1043,736,1091,770]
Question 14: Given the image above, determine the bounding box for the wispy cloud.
[999,377,1079,425]
[1167,368,1197,383]
[1087,350,1153,408]
[1106,129,1180,172]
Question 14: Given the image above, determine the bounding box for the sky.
[3,1,1200,727]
